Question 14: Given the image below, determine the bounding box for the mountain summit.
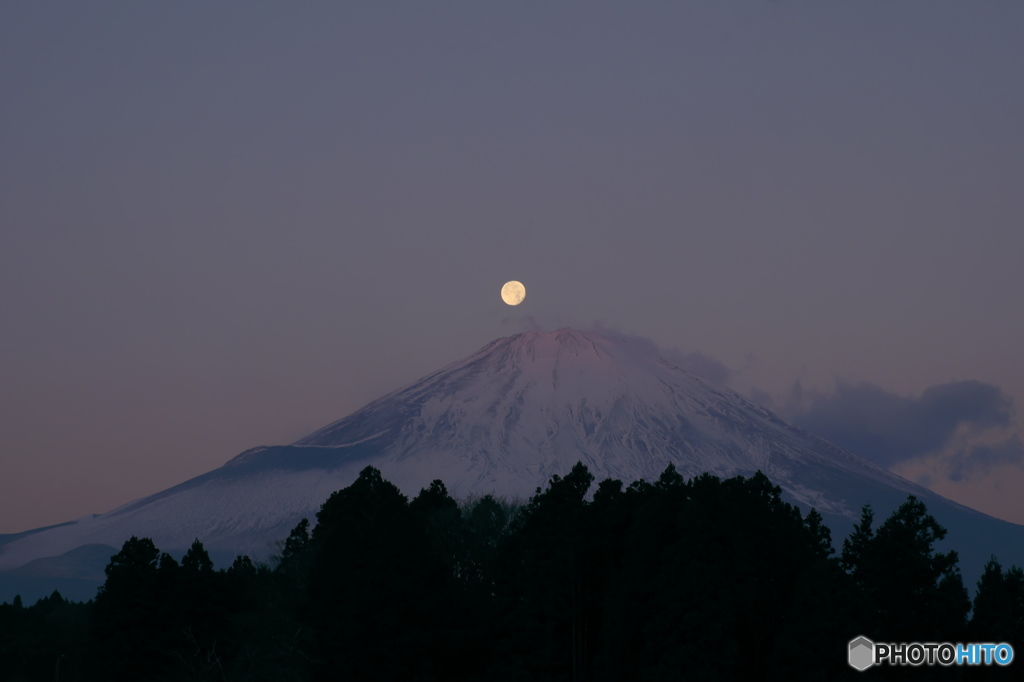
[3,328,1023,600]
[280,328,917,515]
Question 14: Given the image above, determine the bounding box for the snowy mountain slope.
[289,328,927,513]
[3,328,1023,602]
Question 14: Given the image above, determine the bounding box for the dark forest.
[2,464,1022,681]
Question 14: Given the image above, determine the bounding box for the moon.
[501,280,526,306]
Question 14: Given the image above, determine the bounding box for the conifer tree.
[279,518,311,569]
[840,504,874,575]
[803,508,835,559]
[494,462,596,678]
[971,558,1024,648]
[182,537,215,574]
[846,496,969,641]
[306,466,451,680]
[92,536,165,680]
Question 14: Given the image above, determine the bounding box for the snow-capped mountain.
[291,327,924,515]
[3,329,1023,601]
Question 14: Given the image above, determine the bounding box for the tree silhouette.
[459,494,518,592]
[278,518,312,575]
[501,462,597,679]
[304,466,455,680]
[0,589,92,681]
[10,465,1018,680]
[971,557,1024,666]
[225,549,313,679]
[842,496,969,642]
[91,536,165,680]
[840,505,874,576]
[171,539,228,676]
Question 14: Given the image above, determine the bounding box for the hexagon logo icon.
[849,636,874,671]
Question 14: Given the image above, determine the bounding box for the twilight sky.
[2,2,1023,533]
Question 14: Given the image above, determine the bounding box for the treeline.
[2,464,1024,681]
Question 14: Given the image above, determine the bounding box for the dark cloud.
[947,436,1024,482]
[787,380,1015,470]
[583,328,1022,482]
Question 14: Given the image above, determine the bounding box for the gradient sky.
[3,2,1023,534]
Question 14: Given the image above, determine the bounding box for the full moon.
[501,280,526,306]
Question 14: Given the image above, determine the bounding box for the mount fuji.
[4,328,1024,601]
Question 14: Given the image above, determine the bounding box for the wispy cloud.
[585,324,735,386]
